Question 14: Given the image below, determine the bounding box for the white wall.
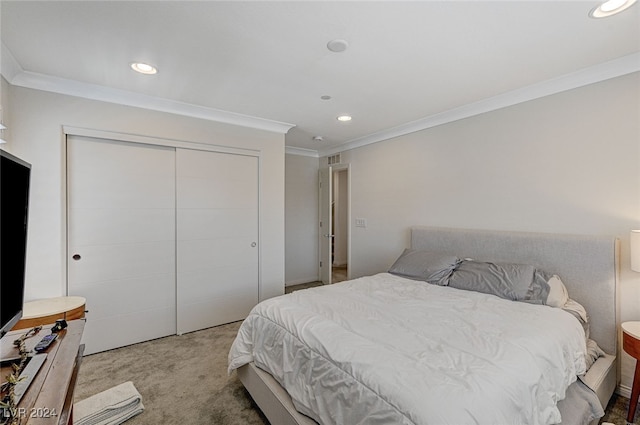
[285,153,318,285]
[332,72,640,394]
[4,84,285,302]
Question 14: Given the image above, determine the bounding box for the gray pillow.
[448,260,537,301]
[525,269,552,304]
[388,249,461,285]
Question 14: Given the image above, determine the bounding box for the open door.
[319,167,333,284]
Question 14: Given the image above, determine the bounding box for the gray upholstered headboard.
[410,226,619,355]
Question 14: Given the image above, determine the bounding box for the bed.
[228,226,619,425]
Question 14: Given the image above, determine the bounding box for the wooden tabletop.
[22,297,86,319]
[622,321,640,341]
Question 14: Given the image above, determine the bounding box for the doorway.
[332,168,348,283]
[319,164,350,284]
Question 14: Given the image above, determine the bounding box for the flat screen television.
[0,149,31,338]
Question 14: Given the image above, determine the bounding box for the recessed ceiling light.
[327,39,349,53]
[313,136,324,142]
[337,115,352,122]
[130,62,158,75]
[590,0,637,17]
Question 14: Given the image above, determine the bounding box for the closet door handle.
[72,254,82,261]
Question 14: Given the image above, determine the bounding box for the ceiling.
[1,1,639,156]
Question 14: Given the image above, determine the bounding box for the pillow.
[448,260,573,308]
[448,260,536,301]
[388,249,461,285]
[546,275,569,308]
[525,269,552,304]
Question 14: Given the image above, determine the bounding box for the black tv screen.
[0,149,31,338]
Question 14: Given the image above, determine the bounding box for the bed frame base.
[238,362,316,425]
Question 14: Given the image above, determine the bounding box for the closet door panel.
[178,238,254,271]
[179,179,256,209]
[177,209,257,240]
[67,136,177,354]
[70,208,175,246]
[69,274,176,319]
[68,241,175,284]
[176,148,259,334]
[178,266,257,311]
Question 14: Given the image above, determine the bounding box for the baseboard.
[285,277,320,287]
[617,383,632,399]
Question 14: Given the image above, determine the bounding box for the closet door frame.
[62,126,263,301]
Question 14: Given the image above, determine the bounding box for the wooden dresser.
[1,320,85,425]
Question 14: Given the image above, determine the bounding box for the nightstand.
[622,321,640,423]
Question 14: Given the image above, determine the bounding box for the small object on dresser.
[33,333,58,352]
[51,318,68,333]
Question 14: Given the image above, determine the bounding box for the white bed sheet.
[228,273,588,425]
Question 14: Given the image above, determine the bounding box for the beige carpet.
[75,320,634,425]
[601,393,637,425]
[75,321,267,425]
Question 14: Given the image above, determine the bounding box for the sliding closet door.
[67,136,177,354]
[176,148,259,334]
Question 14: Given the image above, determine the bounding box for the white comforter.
[228,273,587,425]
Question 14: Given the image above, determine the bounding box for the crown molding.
[1,47,295,135]
[3,39,637,154]
[317,52,640,157]
[10,71,295,134]
[1,43,24,82]
[285,146,319,157]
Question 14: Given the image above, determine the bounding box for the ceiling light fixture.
[320,95,332,101]
[313,136,324,142]
[327,39,349,53]
[590,0,637,17]
[337,115,352,122]
[130,62,158,75]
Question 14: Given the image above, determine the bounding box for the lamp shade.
[631,230,640,272]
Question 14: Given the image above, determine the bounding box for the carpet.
[601,393,637,425]
[75,321,267,425]
[75,320,633,425]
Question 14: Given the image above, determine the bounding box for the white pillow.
[546,275,569,308]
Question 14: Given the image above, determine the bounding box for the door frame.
[318,163,351,284]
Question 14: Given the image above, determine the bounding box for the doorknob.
[251,242,257,247]
[72,254,81,261]
[324,234,335,238]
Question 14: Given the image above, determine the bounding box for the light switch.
[355,218,367,228]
